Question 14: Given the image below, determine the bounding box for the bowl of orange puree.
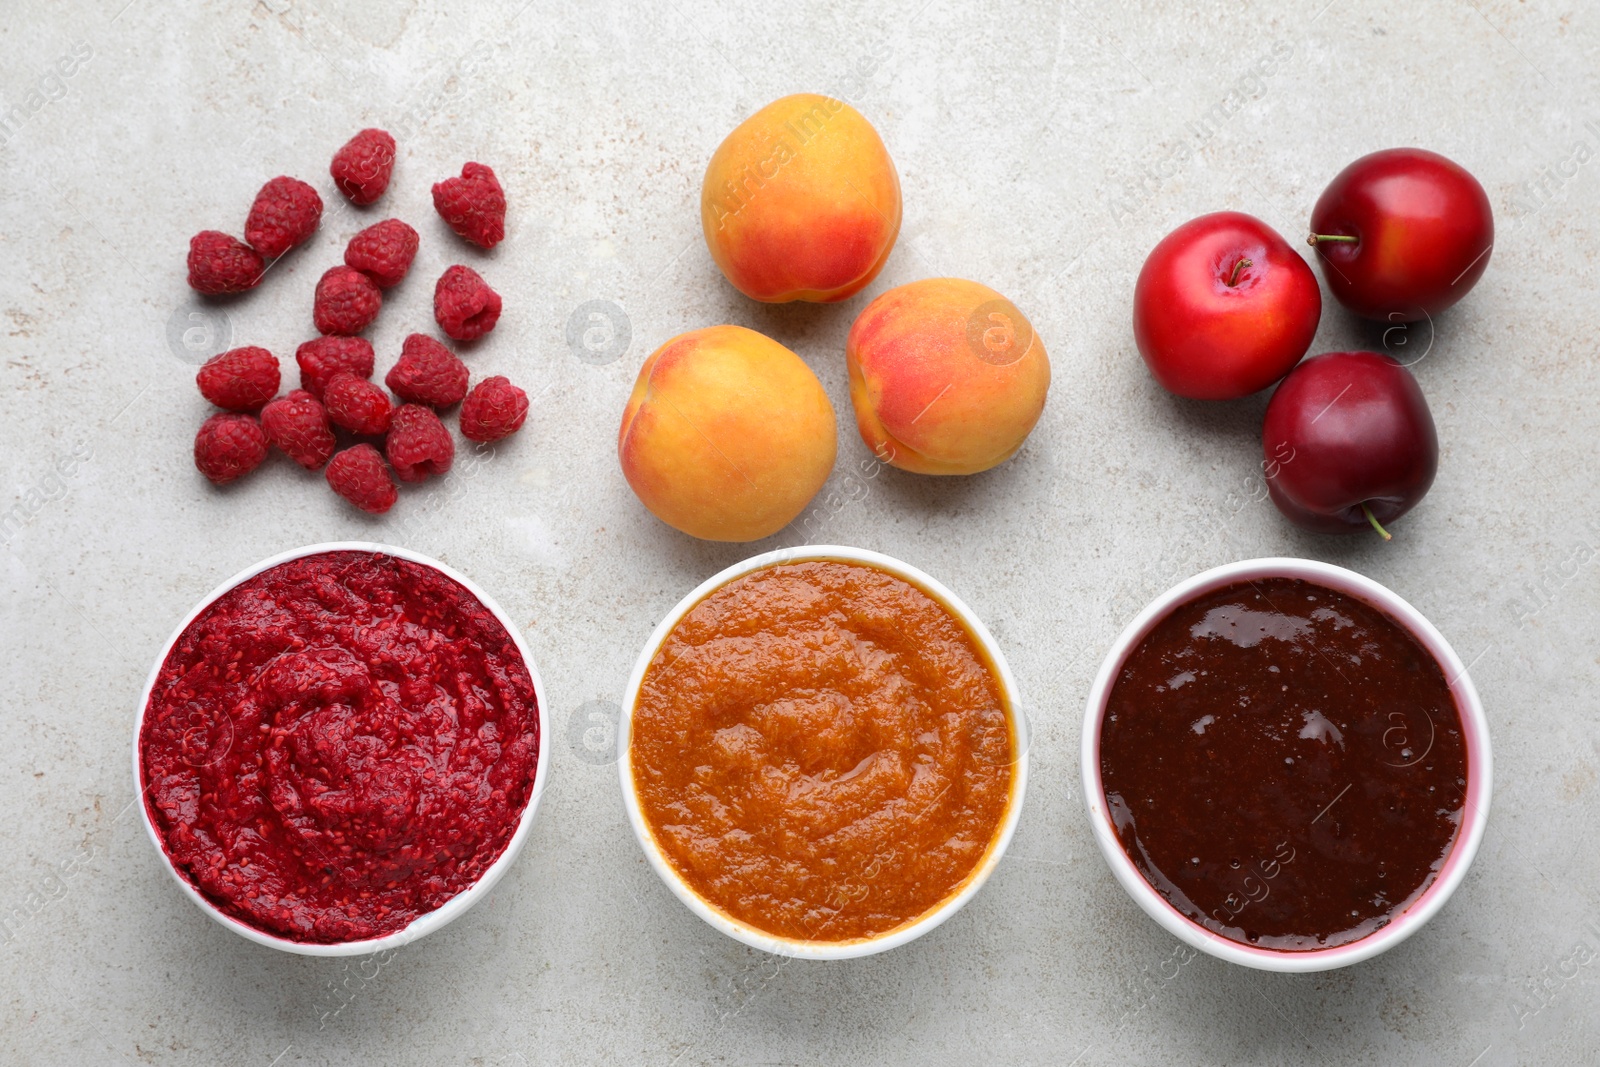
[619,545,1028,958]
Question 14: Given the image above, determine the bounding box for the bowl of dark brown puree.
[1082,558,1491,972]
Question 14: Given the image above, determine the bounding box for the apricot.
[701,94,901,303]
[846,278,1050,475]
[618,325,837,541]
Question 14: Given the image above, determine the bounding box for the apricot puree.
[630,560,1015,942]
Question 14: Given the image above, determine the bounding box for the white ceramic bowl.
[619,545,1029,959]
[133,542,551,957]
[1081,557,1491,973]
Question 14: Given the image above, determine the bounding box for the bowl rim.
[1080,556,1492,973]
[618,544,1030,960]
[131,541,552,958]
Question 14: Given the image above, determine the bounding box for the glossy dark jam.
[1099,577,1466,951]
[140,551,540,944]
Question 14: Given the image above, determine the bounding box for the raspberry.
[459,376,529,442]
[187,231,264,294]
[196,346,280,412]
[325,444,398,514]
[245,176,322,259]
[295,336,375,398]
[385,404,455,483]
[432,162,506,248]
[193,413,268,485]
[344,219,419,288]
[314,266,382,336]
[385,334,469,408]
[330,128,396,206]
[261,390,336,470]
[433,265,502,341]
[323,372,394,436]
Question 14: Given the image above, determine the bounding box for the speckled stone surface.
[2,1,1597,1064]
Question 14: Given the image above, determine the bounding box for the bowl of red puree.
[1082,558,1491,972]
[621,545,1028,959]
[135,543,548,955]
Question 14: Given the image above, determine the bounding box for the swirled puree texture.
[140,551,540,944]
[631,560,1015,942]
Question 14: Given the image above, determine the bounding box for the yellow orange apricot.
[618,325,837,541]
[701,94,901,303]
[847,278,1050,475]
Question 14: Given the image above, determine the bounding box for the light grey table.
[2,1,1596,1063]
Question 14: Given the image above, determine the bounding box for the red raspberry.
[434,265,502,341]
[196,346,280,412]
[260,390,336,470]
[344,219,419,288]
[295,336,375,398]
[187,231,264,294]
[193,413,268,485]
[459,376,529,442]
[385,404,455,483]
[385,334,469,408]
[314,266,382,336]
[245,176,323,259]
[323,372,394,435]
[326,444,398,514]
[432,162,506,248]
[330,128,396,206]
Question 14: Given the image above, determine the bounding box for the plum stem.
[1307,233,1359,247]
[1225,258,1252,286]
[1362,504,1394,541]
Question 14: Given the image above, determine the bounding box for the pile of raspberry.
[186,128,526,514]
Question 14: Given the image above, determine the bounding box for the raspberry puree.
[140,550,540,943]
